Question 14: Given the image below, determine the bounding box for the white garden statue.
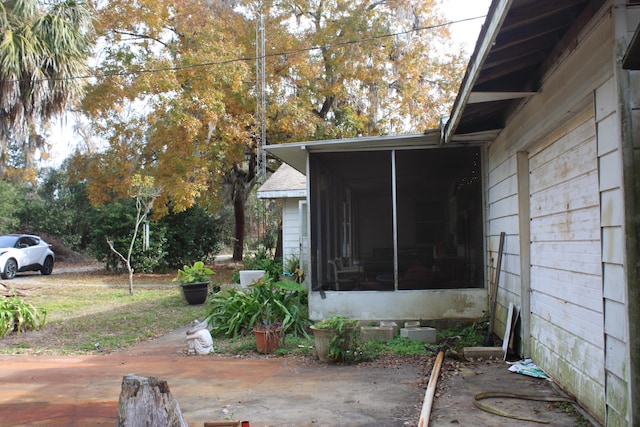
[185,319,214,355]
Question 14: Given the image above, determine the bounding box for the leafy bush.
[19,168,93,251]
[205,277,310,338]
[242,250,283,281]
[313,314,360,362]
[0,296,46,338]
[160,205,229,268]
[129,227,168,273]
[0,180,25,234]
[87,202,225,272]
[173,261,214,284]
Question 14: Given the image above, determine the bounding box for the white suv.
[0,234,55,279]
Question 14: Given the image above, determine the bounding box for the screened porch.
[308,146,484,292]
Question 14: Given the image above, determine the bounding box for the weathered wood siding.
[605,3,640,425]
[484,8,623,423]
[528,112,605,417]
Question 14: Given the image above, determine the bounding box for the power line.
[0,15,486,83]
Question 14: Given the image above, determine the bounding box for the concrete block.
[404,321,420,328]
[360,326,396,342]
[463,346,504,360]
[379,321,398,336]
[400,327,436,344]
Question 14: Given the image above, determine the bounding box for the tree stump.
[116,374,188,427]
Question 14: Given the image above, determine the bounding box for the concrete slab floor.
[429,358,597,426]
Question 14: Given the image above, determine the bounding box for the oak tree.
[77,0,465,261]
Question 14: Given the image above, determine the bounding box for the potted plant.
[281,254,305,284]
[250,277,307,354]
[173,261,214,305]
[310,314,360,362]
[253,317,283,354]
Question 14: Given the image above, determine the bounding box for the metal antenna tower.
[256,10,266,180]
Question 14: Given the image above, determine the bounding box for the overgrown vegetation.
[436,321,486,350]
[0,174,232,272]
[312,314,361,362]
[0,295,46,338]
[205,277,311,338]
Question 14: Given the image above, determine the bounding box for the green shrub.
[204,277,310,338]
[241,251,283,281]
[0,180,25,234]
[0,296,47,338]
[160,205,229,268]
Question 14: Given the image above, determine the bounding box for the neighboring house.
[256,163,308,272]
[266,0,639,424]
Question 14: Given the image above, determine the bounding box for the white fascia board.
[257,190,306,199]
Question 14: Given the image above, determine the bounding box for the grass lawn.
[0,261,238,355]
[0,283,210,354]
[0,260,478,358]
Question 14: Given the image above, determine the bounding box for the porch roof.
[265,131,442,173]
[442,0,604,143]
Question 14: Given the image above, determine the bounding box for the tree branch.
[112,30,169,48]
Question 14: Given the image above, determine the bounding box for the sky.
[440,0,492,53]
[45,0,493,167]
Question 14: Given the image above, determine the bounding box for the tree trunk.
[274,219,283,260]
[232,192,245,261]
[116,374,188,427]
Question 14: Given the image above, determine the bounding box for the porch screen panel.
[309,151,392,291]
[395,148,483,290]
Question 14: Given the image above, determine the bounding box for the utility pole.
[256,9,266,181]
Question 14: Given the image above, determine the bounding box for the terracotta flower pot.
[253,327,281,354]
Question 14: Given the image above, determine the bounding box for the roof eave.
[257,189,306,199]
[441,0,513,144]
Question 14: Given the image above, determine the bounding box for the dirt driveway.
[0,324,590,427]
[0,325,426,427]
[0,261,590,426]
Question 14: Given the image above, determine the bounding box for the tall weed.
[0,296,47,338]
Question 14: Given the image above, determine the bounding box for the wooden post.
[116,374,188,427]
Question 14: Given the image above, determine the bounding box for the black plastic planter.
[180,282,209,305]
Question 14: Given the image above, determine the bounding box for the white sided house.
[267,1,640,424]
[256,163,308,272]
